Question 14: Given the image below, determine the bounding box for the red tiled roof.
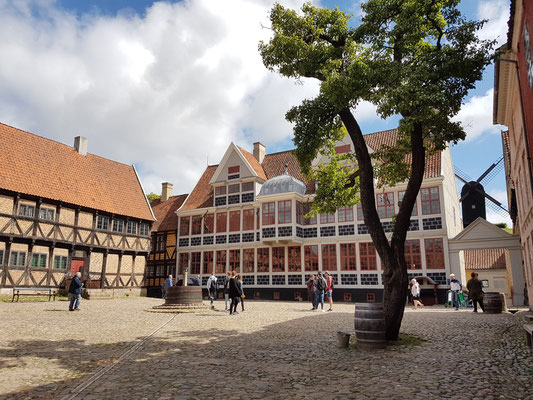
[0,123,154,220]
[180,166,217,210]
[150,194,188,232]
[464,248,507,270]
[238,146,267,180]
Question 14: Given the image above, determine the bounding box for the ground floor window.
[340,243,356,270]
[216,250,227,274]
[203,251,213,274]
[405,239,422,269]
[288,246,301,272]
[304,245,318,271]
[243,249,254,273]
[190,252,201,274]
[322,244,337,271]
[257,248,269,272]
[272,247,285,272]
[53,255,67,269]
[359,242,377,270]
[179,253,189,275]
[229,249,240,272]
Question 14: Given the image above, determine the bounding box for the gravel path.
[0,298,531,399]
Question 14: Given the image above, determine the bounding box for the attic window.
[335,144,351,154]
[228,165,240,180]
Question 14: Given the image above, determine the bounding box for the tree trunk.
[382,255,408,340]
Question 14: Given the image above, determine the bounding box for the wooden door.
[70,259,85,276]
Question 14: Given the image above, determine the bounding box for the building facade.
[494,0,533,307]
[0,123,154,297]
[169,129,463,302]
[145,183,188,297]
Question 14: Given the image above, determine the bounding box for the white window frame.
[140,223,150,236]
[18,204,35,217]
[54,255,68,270]
[31,253,48,268]
[39,207,55,221]
[10,251,26,267]
[112,219,124,233]
[126,221,137,235]
[97,215,109,230]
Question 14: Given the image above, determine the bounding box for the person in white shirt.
[449,273,463,310]
[410,278,424,310]
[207,274,217,308]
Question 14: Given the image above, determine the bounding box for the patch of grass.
[0,295,68,303]
[388,333,426,347]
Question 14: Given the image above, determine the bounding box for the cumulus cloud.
[477,0,510,47]
[484,188,513,227]
[0,0,315,196]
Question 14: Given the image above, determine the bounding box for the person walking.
[467,272,485,313]
[223,271,231,311]
[207,273,217,308]
[237,273,245,312]
[68,271,83,311]
[324,271,334,312]
[315,272,327,312]
[449,273,463,310]
[306,275,316,309]
[228,271,242,315]
[410,278,424,310]
[163,274,173,299]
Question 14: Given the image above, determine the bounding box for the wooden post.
[100,250,108,288]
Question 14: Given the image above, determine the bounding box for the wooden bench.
[524,324,533,350]
[11,287,57,302]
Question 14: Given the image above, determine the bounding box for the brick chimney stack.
[253,142,265,163]
[161,182,173,202]
[74,136,88,156]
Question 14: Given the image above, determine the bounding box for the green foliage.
[146,193,160,202]
[495,222,508,229]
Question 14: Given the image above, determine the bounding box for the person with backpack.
[228,271,242,315]
[207,273,217,308]
[324,271,334,312]
[315,271,327,312]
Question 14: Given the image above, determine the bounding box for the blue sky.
[0,0,511,225]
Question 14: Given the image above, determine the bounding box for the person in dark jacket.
[467,272,485,312]
[228,271,242,315]
[68,271,83,311]
[236,274,245,312]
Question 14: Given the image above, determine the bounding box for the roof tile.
[150,194,188,232]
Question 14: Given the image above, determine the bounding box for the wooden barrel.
[165,286,203,305]
[484,292,503,314]
[354,303,386,349]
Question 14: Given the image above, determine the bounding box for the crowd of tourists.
[206,271,245,315]
[306,271,334,312]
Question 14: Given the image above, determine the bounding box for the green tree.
[260,0,493,340]
[146,193,160,202]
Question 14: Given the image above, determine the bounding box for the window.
[421,187,440,215]
[204,214,214,234]
[228,165,240,174]
[243,209,254,230]
[179,253,189,274]
[216,212,227,233]
[262,202,275,225]
[216,250,227,273]
[278,200,292,224]
[39,207,54,220]
[242,182,253,192]
[97,215,109,230]
[288,246,301,272]
[338,207,353,223]
[296,202,316,225]
[405,239,422,269]
[359,242,377,270]
[139,223,150,236]
[304,245,319,271]
[398,191,417,216]
[243,249,254,273]
[340,243,357,270]
[320,213,335,224]
[228,184,240,194]
[191,216,202,235]
[377,192,395,219]
[18,204,35,217]
[155,235,165,251]
[179,216,190,236]
[357,204,363,221]
[112,219,124,233]
[191,252,201,274]
[257,248,270,272]
[215,186,226,196]
[335,144,351,154]
[229,211,240,232]
[272,247,285,272]
[10,251,26,267]
[126,221,137,235]
[31,253,47,268]
[322,244,337,270]
[203,251,214,274]
[53,255,67,269]
[425,238,444,269]
[229,249,240,271]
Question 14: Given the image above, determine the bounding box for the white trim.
[209,143,261,184]
[131,164,156,222]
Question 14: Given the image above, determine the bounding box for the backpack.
[317,276,326,291]
[209,278,216,290]
[330,279,334,290]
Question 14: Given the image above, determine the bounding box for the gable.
[209,143,259,184]
[450,217,514,242]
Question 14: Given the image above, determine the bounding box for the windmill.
[454,156,509,227]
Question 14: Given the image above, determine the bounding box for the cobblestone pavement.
[0,297,531,399]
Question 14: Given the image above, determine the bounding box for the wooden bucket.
[165,286,203,305]
[484,292,503,314]
[354,303,386,349]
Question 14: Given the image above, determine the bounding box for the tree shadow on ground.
[1,310,531,399]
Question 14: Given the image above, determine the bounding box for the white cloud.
[0,0,315,196]
[453,89,505,141]
[477,0,510,47]
[485,189,513,228]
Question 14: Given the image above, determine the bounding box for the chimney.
[253,142,266,163]
[161,182,173,202]
[74,136,88,156]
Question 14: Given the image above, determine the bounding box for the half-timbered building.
[0,123,155,297]
[145,182,188,297]
[170,129,463,303]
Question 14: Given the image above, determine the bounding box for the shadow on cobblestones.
[1,304,532,400]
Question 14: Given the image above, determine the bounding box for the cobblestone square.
[0,298,531,399]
